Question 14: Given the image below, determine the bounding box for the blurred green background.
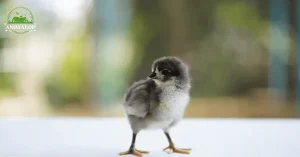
[0,0,299,117]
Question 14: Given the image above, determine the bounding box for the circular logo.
[5,6,36,35]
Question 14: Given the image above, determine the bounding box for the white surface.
[0,118,299,157]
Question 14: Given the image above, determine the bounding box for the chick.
[120,57,191,157]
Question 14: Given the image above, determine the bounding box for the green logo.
[5,6,36,35]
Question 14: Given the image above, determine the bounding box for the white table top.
[0,118,299,157]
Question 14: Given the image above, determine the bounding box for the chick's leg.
[163,132,191,154]
[119,133,149,157]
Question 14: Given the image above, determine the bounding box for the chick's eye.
[162,69,171,75]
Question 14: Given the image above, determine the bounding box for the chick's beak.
[148,72,157,79]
